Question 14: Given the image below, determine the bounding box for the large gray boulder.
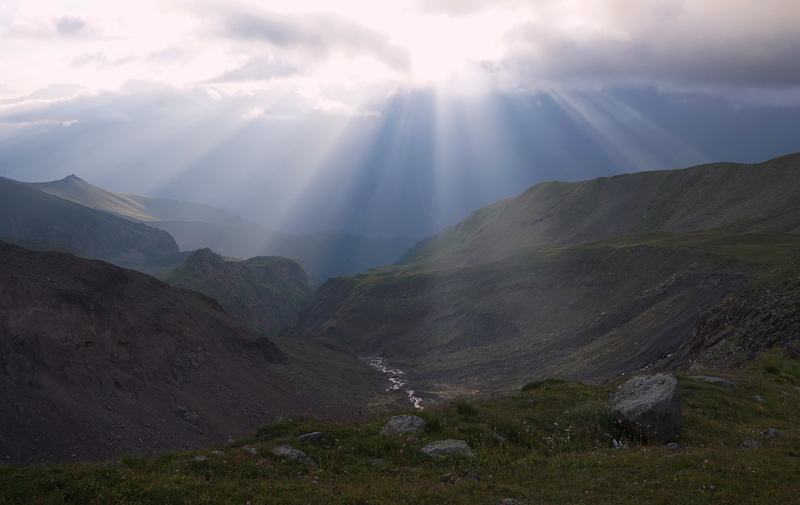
[381,415,427,435]
[271,445,316,466]
[421,439,474,458]
[609,373,682,443]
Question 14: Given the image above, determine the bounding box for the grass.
[2,352,799,504]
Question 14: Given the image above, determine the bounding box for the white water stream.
[365,357,423,409]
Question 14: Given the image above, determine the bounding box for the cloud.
[54,16,86,36]
[213,5,410,73]
[205,56,297,83]
[71,52,136,68]
[492,0,800,92]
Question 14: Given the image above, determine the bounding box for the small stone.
[738,438,761,450]
[499,499,523,505]
[191,455,208,462]
[272,445,316,466]
[210,450,225,456]
[753,395,765,403]
[242,445,258,455]
[665,442,681,450]
[612,439,626,449]
[421,439,474,458]
[762,428,783,439]
[367,457,389,470]
[298,432,325,444]
[381,415,426,435]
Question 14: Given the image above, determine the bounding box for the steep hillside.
[28,175,246,224]
[295,153,800,396]
[0,242,380,464]
[0,177,178,264]
[403,153,800,268]
[165,249,313,334]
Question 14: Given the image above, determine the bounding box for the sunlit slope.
[28,175,246,224]
[402,152,800,268]
[165,248,314,334]
[0,176,178,263]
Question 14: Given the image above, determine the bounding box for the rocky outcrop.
[421,440,474,458]
[381,415,427,435]
[165,248,313,334]
[610,374,683,443]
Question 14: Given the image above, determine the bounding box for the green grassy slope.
[295,231,800,394]
[403,153,800,268]
[3,351,798,505]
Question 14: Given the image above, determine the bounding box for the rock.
[612,439,626,449]
[381,415,426,435]
[191,455,208,462]
[739,438,761,450]
[421,439,474,458]
[298,431,325,444]
[609,373,683,443]
[367,457,389,470]
[762,427,783,439]
[271,445,316,466]
[242,445,258,455]
[784,341,800,359]
[665,442,682,450]
[210,450,225,456]
[499,499,523,505]
[690,376,736,392]
[753,395,765,403]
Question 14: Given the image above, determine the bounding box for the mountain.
[0,242,380,464]
[25,175,418,279]
[28,174,246,224]
[0,176,179,264]
[154,220,419,280]
[293,153,800,396]
[165,248,313,334]
[402,153,800,268]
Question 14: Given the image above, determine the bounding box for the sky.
[1,0,800,237]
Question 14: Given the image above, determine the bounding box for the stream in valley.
[365,357,423,409]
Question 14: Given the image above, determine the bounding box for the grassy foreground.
[2,352,799,505]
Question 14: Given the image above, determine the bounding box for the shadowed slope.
[0,242,379,464]
[165,248,313,334]
[0,176,178,264]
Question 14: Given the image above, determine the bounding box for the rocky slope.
[0,177,178,264]
[165,248,313,334]
[0,242,379,464]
